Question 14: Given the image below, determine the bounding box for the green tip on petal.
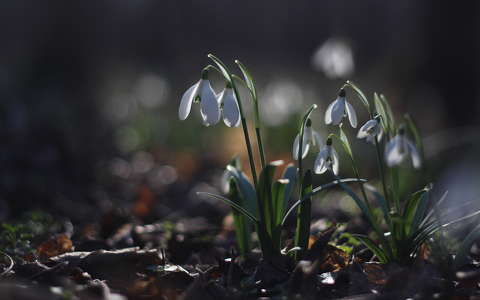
[339,88,346,97]
[226,81,233,89]
[306,118,312,127]
[326,137,333,145]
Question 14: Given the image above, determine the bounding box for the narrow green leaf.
[352,234,389,263]
[281,163,297,209]
[231,74,247,87]
[282,178,367,226]
[403,187,427,235]
[228,181,251,255]
[226,165,257,217]
[339,125,353,158]
[345,80,370,110]
[272,179,289,227]
[271,178,289,250]
[390,166,400,212]
[374,92,389,133]
[454,223,480,269]
[294,170,313,259]
[207,53,231,81]
[235,60,257,99]
[258,160,283,237]
[197,192,258,223]
[379,94,395,131]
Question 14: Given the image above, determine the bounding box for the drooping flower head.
[218,82,241,127]
[314,137,339,175]
[357,115,383,143]
[179,69,220,126]
[325,88,357,128]
[384,125,421,169]
[292,118,323,160]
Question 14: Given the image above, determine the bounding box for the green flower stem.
[374,137,390,212]
[293,105,317,259]
[255,126,266,170]
[233,60,267,170]
[295,118,306,258]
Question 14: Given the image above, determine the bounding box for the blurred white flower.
[292,119,322,160]
[325,89,357,128]
[311,38,354,79]
[179,70,220,126]
[384,127,421,168]
[357,117,382,143]
[314,138,339,175]
[218,84,241,127]
[261,80,304,126]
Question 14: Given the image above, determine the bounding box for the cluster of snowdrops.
[177,54,479,267]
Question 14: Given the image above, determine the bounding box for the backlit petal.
[385,136,406,167]
[221,88,241,127]
[330,98,346,125]
[325,100,336,125]
[331,147,340,175]
[199,80,220,126]
[312,130,323,148]
[345,100,357,128]
[314,148,329,174]
[179,81,200,120]
[292,133,311,160]
[407,140,422,169]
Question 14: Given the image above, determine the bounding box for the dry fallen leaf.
[37,234,73,259]
[362,262,387,285]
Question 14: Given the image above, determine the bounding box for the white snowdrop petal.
[179,81,200,120]
[385,136,405,167]
[314,148,329,174]
[345,100,357,128]
[324,100,336,125]
[357,121,372,139]
[222,89,241,127]
[331,98,346,125]
[407,140,422,169]
[199,80,220,126]
[331,148,340,175]
[292,133,310,160]
[313,131,323,148]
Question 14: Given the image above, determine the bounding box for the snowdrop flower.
[325,89,357,128]
[292,119,322,160]
[178,69,220,126]
[357,116,383,143]
[218,82,241,127]
[314,137,339,175]
[384,126,421,169]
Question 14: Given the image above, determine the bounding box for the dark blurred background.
[0,1,479,223]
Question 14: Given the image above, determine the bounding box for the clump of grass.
[178,54,479,266]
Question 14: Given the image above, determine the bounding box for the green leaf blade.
[197,192,258,223]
